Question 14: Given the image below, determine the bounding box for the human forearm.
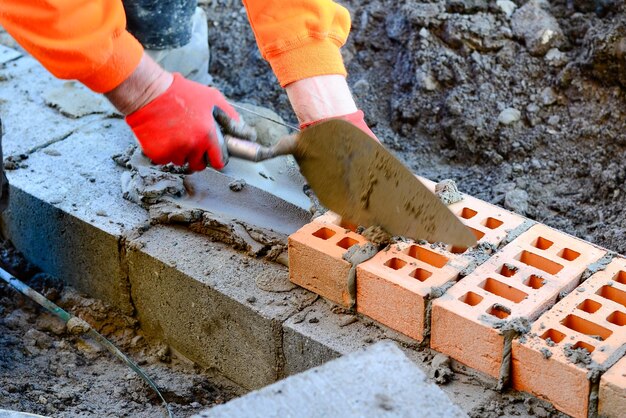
[285,75,357,126]
[105,53,173,115]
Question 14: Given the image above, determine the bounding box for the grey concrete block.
[126,225,317,390]
[282,298,423,377]
[0,54,104,156]
[0,119,149,314]
[195,341,467,418]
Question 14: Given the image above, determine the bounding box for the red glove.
[126,73,239,171]
[300,110,378,141]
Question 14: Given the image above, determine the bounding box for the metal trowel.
[226,119,477,248]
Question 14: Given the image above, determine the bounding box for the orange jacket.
[0,1,351,93]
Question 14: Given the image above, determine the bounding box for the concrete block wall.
[288,199,625,417]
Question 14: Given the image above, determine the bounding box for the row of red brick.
[287,179,625,418]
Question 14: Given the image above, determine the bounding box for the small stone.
[95,210,108,217]
[246,296,257,304]
[308,317,319,324]
[504,189,529,215]
[24,328,53,349]
[353,79,371,96]
[498,108,521,125]
[511,2,565,56]
[228,179,246,192]
[544,48,568,67]
[547,115,561,126]
[540,87,558,106]
[435,179,463,205]
[496,0,517,17]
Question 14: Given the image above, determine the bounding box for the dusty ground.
[0,241,240,417]
[204,0,626,255]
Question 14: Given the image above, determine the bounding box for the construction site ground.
[1,1,625,417]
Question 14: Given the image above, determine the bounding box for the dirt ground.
[204,0,626,255]
[0,241,240,417]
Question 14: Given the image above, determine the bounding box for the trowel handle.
[226,134,298,162]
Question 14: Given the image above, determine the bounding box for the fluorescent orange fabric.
[242,0,351,86]
[0,1,351,92]
[0,0,143,93]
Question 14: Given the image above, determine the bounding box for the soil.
[0,240,240,417]
[204,0,626,255]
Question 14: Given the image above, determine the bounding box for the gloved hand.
[300,110,378,141]
[125,73,254,171]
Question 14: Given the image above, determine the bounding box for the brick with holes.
[288,214,370,307]
[356,242,470,341]
[599,353,626,418]
[511,257,626,418]
[430,224,607,381]
[419,178,526,253]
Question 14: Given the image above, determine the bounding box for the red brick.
[511,257,626,418]
[599,354,626,418]
[431,224,607,379]
[288,215,369,308]
[356,242,469,341]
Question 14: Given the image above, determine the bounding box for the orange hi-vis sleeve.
[242,0,352,87]
[0,0,143,93]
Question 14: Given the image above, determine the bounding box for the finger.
[206,127,227,171]
[213,107,257,142]
[187,150,208,172]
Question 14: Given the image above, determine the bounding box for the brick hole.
[517,250,564,275]
[596,285,626,308]
[606,311,626,326]
[336,237,358,250]
[384,257,407,270]
[338,220,358,233]
[479,278,528,303]
[471,227,485,240]
[488,304,510,319]
[410,268,433,282]
[499,264,518,277]
[449,246,467,254]
[460,207,478,219]
[541,329,566,344]
[312,227,335,240]
[406,245,449,268]
[560,314,613,341]
[558,248,580,261]
[448,228,484,254]
[572,341,595,353]
[524,275,545,290]
[459,291,483,306]
[483,217,504,230]
[614,270,626,285]
[577,299,602,314]
[532,236,554,250]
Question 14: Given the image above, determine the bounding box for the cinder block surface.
[289,215,369,308]
[357,241,469,341]
[432,224,606,379]
[511,257,626,418]
[194,341,467,418]
[0,116,148,314]
[126,225,317,390]
[599,354,626,418]
[0,54,105,156]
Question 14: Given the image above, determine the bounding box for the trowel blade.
[294,120,477,248]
